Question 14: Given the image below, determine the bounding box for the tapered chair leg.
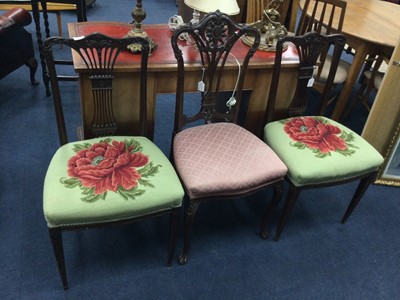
[274,183,301,241]
[260,183,284,239]
[167,209,180,266]
[341,172,377,224]
[49,228,68,290]
[179,200,200,265]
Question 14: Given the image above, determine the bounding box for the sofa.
[0,7,38,84]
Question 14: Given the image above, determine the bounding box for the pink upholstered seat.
[174,123,287,199]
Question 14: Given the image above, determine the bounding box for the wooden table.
[68,22,300,139]
[299,0,400,120]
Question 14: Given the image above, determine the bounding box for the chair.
[42,33,184,289]
[342,54,386,120]
[31,0,88,96]
[171,11,288,264]
[261,32,384,240]
[344,0,397,115]
[0,7,38,84]
[296,0,346,36]
[296,0,350,115]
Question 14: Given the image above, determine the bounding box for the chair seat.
[44,136,184,227]
[173,123,288,199]
[264,116,383,186]
[364,69,384,89]
[315,54,350,84]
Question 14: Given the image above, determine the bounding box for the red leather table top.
[68,22,298,69]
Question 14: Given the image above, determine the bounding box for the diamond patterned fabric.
[173,123,288,199]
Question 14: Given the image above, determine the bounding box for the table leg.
[331,44,369,120]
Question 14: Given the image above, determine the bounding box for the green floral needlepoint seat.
[43,136,184,228]
[264,116,384,187]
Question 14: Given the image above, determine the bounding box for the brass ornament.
[242,0,288,51]
[125,0,158,53]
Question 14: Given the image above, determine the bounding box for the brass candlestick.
[243,0,288,51]
[125,0,158,53]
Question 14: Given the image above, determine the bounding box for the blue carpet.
[0,1,399,299]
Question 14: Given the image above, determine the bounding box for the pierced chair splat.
[42,33,184,289]
[171,10,288,265]
[262,32,384,240]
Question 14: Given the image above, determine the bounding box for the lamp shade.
[184,0,240,15]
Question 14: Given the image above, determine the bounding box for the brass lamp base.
[241,33,288,52]
[244,0,288,52]
[125,0,157,54]
[125,29,158,54]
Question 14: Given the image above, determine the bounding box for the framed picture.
[375,121,400,187]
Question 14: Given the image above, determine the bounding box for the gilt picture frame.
[375,121,400,187]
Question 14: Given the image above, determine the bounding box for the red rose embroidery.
[67,140,149,194]
[283,117,348,154]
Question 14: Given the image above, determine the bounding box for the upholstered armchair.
[0,7,38,84]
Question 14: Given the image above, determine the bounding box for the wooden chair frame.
[262,32,378,240]
[295,0,347,115]
[171,11,285,264]
[43,33,181,289]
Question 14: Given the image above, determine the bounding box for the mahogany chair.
[296,0,349,115]
[295,0,346,36]
[171,11,288,264]
[31,0,87,96]
[262,32,384,240]
[42,33,184,289]
[342,54,386,120]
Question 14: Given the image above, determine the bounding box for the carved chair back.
[294,0,347,115]
[265,32,346,122]
[42,33,150,145]
[296,0,346,36]
[171,10,260,134]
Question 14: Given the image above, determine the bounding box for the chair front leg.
[179,199,200,265]
[274,183,301,241]
[49,227,68,290]
[167,209,181,266]
[341,172,377,224]
[260,182,284,239]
